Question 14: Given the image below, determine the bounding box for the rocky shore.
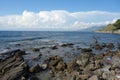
[0,43,120,80]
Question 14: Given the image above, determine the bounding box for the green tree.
[113,19,120,30]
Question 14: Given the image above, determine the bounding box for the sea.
[0,31,120,50]
[0,31,120,65]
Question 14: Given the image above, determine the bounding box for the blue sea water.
[0,31,120,49]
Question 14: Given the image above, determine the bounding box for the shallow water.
[0,31,120,66]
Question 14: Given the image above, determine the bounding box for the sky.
[0,0,120,31]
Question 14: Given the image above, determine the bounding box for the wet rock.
[94,69,102,76]
[41,63,48,70]
[14,50,25,59]
[15,43,21,46]
[78,74,89,80]
[88,75,98,80]
[60,43,74,47]
[93,44,103,50]
[30,76,40,80]
[56,61,66,71]
[29,64,41,73]
[33,48,40,52]
[102,73,107,79]
[110,70,115,76]
[107,43,114,49]
[67,60,80,72]
[32,54,42,61]
[77,52,92,67]
[51,45,58,50]
[81,48,92,53]
[94,53,105,60]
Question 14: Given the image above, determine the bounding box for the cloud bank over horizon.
[0,10,120,31]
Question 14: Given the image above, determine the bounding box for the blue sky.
[0,0,120,31]
[0,0,120,15]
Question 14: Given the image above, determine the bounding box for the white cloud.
[0,10,120,31]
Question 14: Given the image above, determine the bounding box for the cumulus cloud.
[0,10,120,31]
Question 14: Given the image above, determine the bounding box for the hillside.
[97,19,120,33]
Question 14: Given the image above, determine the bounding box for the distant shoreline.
[95,30,120,34]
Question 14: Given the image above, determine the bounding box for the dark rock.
[56,61,66,71]
[29,64,41,73]
[41,63,48,70]
[30,76,40,80]
[93,44,103,50]
[15,43,21,46]
[107,43,114,49]
[88,75,98,80]
[81,48,92,53]
[32,54,42,61]
[67,60,80,72]
[61,43,74,47]
[51,45,58,50]
[33,48,40,52]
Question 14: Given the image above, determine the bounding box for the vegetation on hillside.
[98,19,120,32]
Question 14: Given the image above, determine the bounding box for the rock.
[78,74,89,80]
[77,52,92,67]
[29,64,41,73]
[1,62,28,80]
[85,63,95,71]
[94,69,102,76]
[94,44,103,50]
[67,60,80,72]
[56,61,66,71]
[107,43,114,49]
[30,76,40,80]
[51,45,58,50]
[88,75,98,80]
[33,48,40,52]
[94,53,105,60]
[81,48,92,53]
[102,73,107,79]
[60,43,74,47]
[15,43,21,46]
[32,54,42,61]
[14,50,25,59]
[41,63,48,70]
[110,70,115,76]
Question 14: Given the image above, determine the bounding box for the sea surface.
[0,31,120,66]
[0,31,120,50]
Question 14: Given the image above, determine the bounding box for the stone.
[51,45,58,50]
[29,64,41,73]
[107,43,114,49]
[41,63,48,70]
[60,43,74,47]
[33,48,40,52]
[81,48,92,53]
[102,73,107,79]
[88,75,98,80]
[94,69,102,76]
[56,61,66,71]
[110,70,115,76]
[78,74,89,80]
[30,76,40,80]
[94,44,103,50]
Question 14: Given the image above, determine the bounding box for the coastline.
[0,42,120,80]
[95,30,120,34]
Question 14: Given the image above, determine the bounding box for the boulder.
[29,64,41,73]
[41,63,48,70]
[81,48,92,53]
[107,43,114,49]
[102,73,107,79]
[33,48,40,52]
[88,75,98,80]
[56,61,66,71]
